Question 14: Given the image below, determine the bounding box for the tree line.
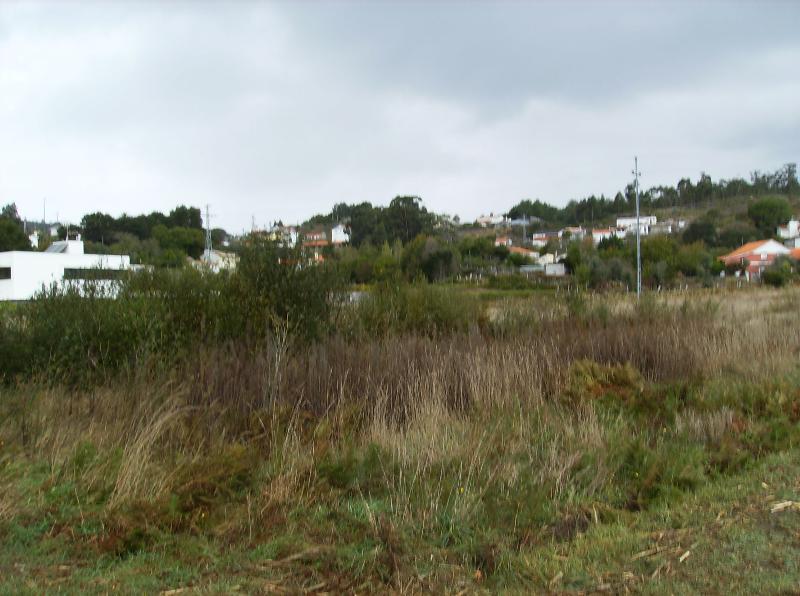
[507,163,799,226]
[0,204,230,266]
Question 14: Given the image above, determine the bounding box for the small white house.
[331,223,350,245]
[560,226,586,240]
[591,228,619,245]
[778,219,799,240]
[476,213,505,228]
[544,262,566,277]
[537,253,556,266]
[198,249,238,272]
[616,215,656,236]
[0,238,131,301]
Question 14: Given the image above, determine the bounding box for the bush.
[486,275,536,291]
[762,257,795,287]
[346,282,481,338]
[0,238,346,385]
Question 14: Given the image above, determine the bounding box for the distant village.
[2,204,799,300]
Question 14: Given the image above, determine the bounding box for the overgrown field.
[1,260,800,593]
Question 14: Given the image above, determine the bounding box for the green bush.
[486,275,536,291]
[347,282,481,338]
[0,238,346,386]
[762,257,795,288]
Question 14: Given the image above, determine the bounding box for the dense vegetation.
[3,164,798,289]
[0,203,229,266]
[330,193,800,288]
[506,162,799,227]
[2,269,800,592]
[292,164,800,287]
[0,204,35,252]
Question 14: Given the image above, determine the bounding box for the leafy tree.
[748,197,792,236]
[717,223,759,249]
[1,203,21,222]
[81,212,117,244]
[232,236,344,342]
[674,243,711,277]
[152,225,205,259]
[506,199,560,223]
[385,196,433,244]
[0,217,31,251]
[598,236,625,253]
[683,220,717,246]
[169,206,203,229]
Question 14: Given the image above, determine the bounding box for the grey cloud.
[0,1,798,231]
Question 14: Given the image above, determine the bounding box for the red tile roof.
[722,240,772,260]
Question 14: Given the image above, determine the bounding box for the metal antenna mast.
[633,157,642,299]
[204,204,213,258]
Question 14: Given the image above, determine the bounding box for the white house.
[0,238,131,301]
[268,224,299,247]
[198,249,238,272]
[537,253,556,266]
[560,226,586,240]
[591,227,619,245]
[476,213,505,227]
[616,215,656,236]
[544,262,566,277]
[778,219,799,240]
[331,223,350,245]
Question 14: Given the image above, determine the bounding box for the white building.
[544,262,566,277]
[591,228,620,245]
[778,219,799,240]
[198,249,238,273]
[0,238,131,301]
[616,215,656,236]
[268,224,299,247]
[331,223,350,245]
[560,226,586,240]
[476,213,506,228]
[537,253,556,266]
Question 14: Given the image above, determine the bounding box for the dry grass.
[2,286,800,592]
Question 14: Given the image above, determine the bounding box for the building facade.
[0,239,131,301]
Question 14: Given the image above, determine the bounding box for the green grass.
[1,446,798,593]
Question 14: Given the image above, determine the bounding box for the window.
[0,267,10,280]
[63,268,126,281]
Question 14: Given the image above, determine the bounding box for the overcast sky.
[1,1,798,232]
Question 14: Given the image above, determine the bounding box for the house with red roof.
[719,239,790,279]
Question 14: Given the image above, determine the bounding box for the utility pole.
[204,204,213,258]
[633,157,642,299]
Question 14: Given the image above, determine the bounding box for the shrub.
[346,282,481,338]
[0,239,346,385]
[486,275,536,291]
[762,257,795,288]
